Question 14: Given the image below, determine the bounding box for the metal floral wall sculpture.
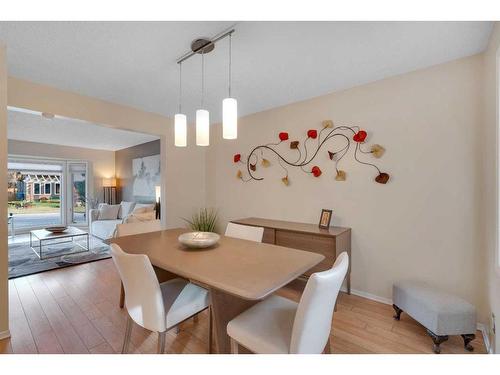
[233,120,390,186]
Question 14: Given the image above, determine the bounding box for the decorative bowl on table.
[178,231,220,249]
[45,226,68,233]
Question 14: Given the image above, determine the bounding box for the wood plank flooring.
[0,259,487,354]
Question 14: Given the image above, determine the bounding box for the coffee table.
[30,226,90,260]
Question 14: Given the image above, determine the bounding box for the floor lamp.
[103,178,117,205]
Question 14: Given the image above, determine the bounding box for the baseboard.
[477,323,492,354]
[342,286,393,305]
[0,330,11,340]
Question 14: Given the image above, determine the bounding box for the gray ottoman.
[393,281,476,353]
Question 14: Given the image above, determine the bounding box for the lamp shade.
[222,97,237,139]
[196,109,210,146]
[174,113,187,147]
[102,178,116,187]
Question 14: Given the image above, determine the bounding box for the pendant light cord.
[228,33,232,98]
[201,51,205,108]
[178,62,182,113]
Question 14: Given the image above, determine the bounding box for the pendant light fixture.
[174,27,236,147]
[223,33,237,139]
[174,62,187,147]
[196,51,210,146]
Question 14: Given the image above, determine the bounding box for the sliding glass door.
[67,162,88,225]
[7,159,64,231]
[8,157,89,232]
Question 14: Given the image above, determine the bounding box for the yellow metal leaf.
[335,170,346,181]
[281,176,289,186]
[236,170,242,179]
[322,120,334,129]
[261,158,271,167]
[371,144,385,158]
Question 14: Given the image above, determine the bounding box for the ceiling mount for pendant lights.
[174,27,237,147]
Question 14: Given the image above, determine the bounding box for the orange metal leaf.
[335,170,346,181]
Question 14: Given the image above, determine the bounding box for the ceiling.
[7,109,159,151]
[0,22,493,124]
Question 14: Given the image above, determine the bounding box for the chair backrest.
[115,220,162,237]
[290,252,349,354]
[110,243,166,332]
[225,222,264,242]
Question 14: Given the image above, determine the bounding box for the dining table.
[110,228,324,353]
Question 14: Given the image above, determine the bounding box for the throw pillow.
[98,204,120,220]
[132,203,155,214]
[118,201,136,219]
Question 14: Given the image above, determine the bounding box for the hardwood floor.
[0,259,487,354]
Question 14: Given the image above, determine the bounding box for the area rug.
[8,236,111,279]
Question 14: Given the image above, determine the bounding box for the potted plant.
[183,208,218,233]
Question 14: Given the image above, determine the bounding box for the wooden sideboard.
[231,217,352,294]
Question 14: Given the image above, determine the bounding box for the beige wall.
[8,139,116,203]
[207,55,487,322]
[0,44,8,337]
[481,22,500,353]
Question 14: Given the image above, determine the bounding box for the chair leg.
[119,282,125,309]
[158,331,166,354]
[461,334,475,352]
[230,337,239,354]
[427,329,448,354]
[121,315,133,354]
[208,306,213,354]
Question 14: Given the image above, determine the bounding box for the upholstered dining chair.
[227,252,349,354]
[110,243,212,354]
[115,220,162,309]
[225,222,264,242]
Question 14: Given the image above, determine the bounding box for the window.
[44,183,51,195]
[34,183,40,195]
[55,183,60,195]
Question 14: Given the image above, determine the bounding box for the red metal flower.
[233,154,241,163]
[307,129,318,139]
[375,172,390,184]
[279,132,289,141]
[353,130,367,143]
[311,166,322,177]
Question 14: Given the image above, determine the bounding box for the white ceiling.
[0,22,494,124]
[8,109,159,151]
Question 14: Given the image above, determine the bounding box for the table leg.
[209,288,257,354]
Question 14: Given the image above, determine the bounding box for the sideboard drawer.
[275,230,335,275]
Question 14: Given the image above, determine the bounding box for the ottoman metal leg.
[426,329,448,354]
[461,334,475,352]
[392,304,403,320]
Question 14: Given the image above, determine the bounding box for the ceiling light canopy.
[174,27,238,147]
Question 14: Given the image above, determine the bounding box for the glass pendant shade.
[174,113,187,147]
[196,109,210,146]
[222,97,238,139]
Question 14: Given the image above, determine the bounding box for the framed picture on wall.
[318,209,332,229]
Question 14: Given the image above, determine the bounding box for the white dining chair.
[227,252,349,354]
[225,222,264,242]
[110,243,212,354]
[115,220,163,309]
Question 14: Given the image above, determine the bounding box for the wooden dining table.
[110,228,324,353]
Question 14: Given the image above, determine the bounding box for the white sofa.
[89,201,156,240]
